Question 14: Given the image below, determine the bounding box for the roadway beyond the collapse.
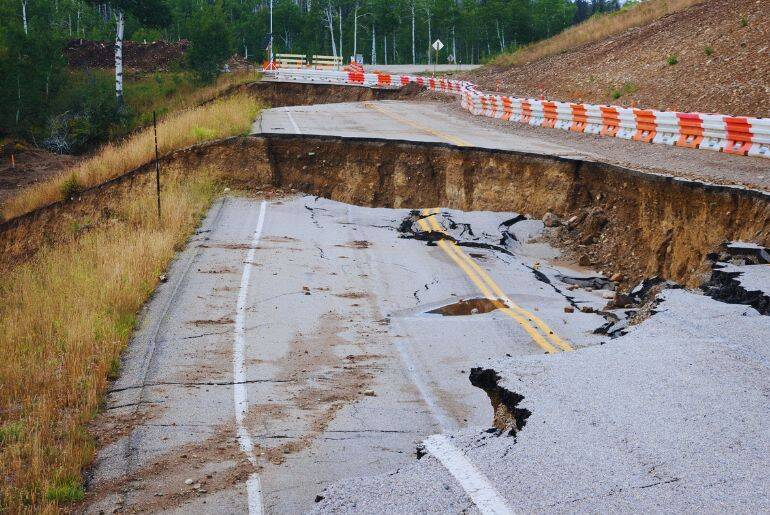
[84,101,769,514]
[254,100,770,190]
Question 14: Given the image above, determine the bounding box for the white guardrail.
[262,68,770,159]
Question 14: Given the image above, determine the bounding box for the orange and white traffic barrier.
[262,68,768,159]
[615,107,636,140]
[748,118,770,158]
[632,109,657,143]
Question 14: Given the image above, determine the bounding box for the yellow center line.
[427,210,572,352]
[424,208,572,352]
[420,208,573,353]
[363,102,472,147]
[416,217,556,354]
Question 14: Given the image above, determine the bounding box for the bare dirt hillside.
[471,0,769,117]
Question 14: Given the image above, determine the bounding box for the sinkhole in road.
[427,297,504,316]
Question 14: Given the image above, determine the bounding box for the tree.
[0,3,67,138]
[90,0,170,107]
[187,4,232,81]
[21,0,28,34]
[321,1,337,57]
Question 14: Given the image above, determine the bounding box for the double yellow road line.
[418,208,573,354]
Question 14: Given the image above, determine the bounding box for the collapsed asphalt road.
[85,195,642,513]
[76,94,770,513]
[315,286,770,513]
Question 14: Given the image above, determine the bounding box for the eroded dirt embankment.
[217,81,424,107]
[1,134,768,288]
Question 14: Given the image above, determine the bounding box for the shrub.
[609,82,637,100]
[60,175,83,200]
[667,54,678,66]
[740,16,748,27]
[704,46,714,56]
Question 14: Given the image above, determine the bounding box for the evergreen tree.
[187,3,232,81]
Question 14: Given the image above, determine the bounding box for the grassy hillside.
[0,93,260,513]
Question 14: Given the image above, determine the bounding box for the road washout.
[84,195,626,513]
[2,133,768,307]
[0,118,762,512]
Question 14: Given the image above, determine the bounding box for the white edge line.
[285,108,302,134]
[234,200,268,515]
[423,434,513,515]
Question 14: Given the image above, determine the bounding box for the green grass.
[125,70,259,127]
[125,71,199,122]
[191,126,217,141]
[667,54,679,66]
[0,420,25,445]
[45,477,85,503]
[609,82,638,100]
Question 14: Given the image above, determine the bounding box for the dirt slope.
[471,0,769,117]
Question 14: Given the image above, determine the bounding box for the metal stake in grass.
[153,110,161,221]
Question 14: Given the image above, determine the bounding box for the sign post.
[431,39,443,77]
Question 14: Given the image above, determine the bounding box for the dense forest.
[0,0,626,150]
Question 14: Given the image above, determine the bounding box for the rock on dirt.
[541,210,560,227]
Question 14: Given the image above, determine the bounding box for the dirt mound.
[470,0,769,117]
[64,39,190,72]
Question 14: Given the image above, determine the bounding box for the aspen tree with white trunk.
[114,9,124,106]
[410,0,416,64]
[425,6,431,65]
[322,3,337,57]
[371,24,376,64]
[89,0,170,108]
[338,5,343,61]
[352,2,359,57]
[21,0,28,35]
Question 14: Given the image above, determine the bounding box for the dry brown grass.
[0,161,231,512]
[2,93,261,221]
[129,70,262,117]
[493,0,707,66]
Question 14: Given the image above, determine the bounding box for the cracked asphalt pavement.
[84,194,629,513]
[85,194,769,514]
